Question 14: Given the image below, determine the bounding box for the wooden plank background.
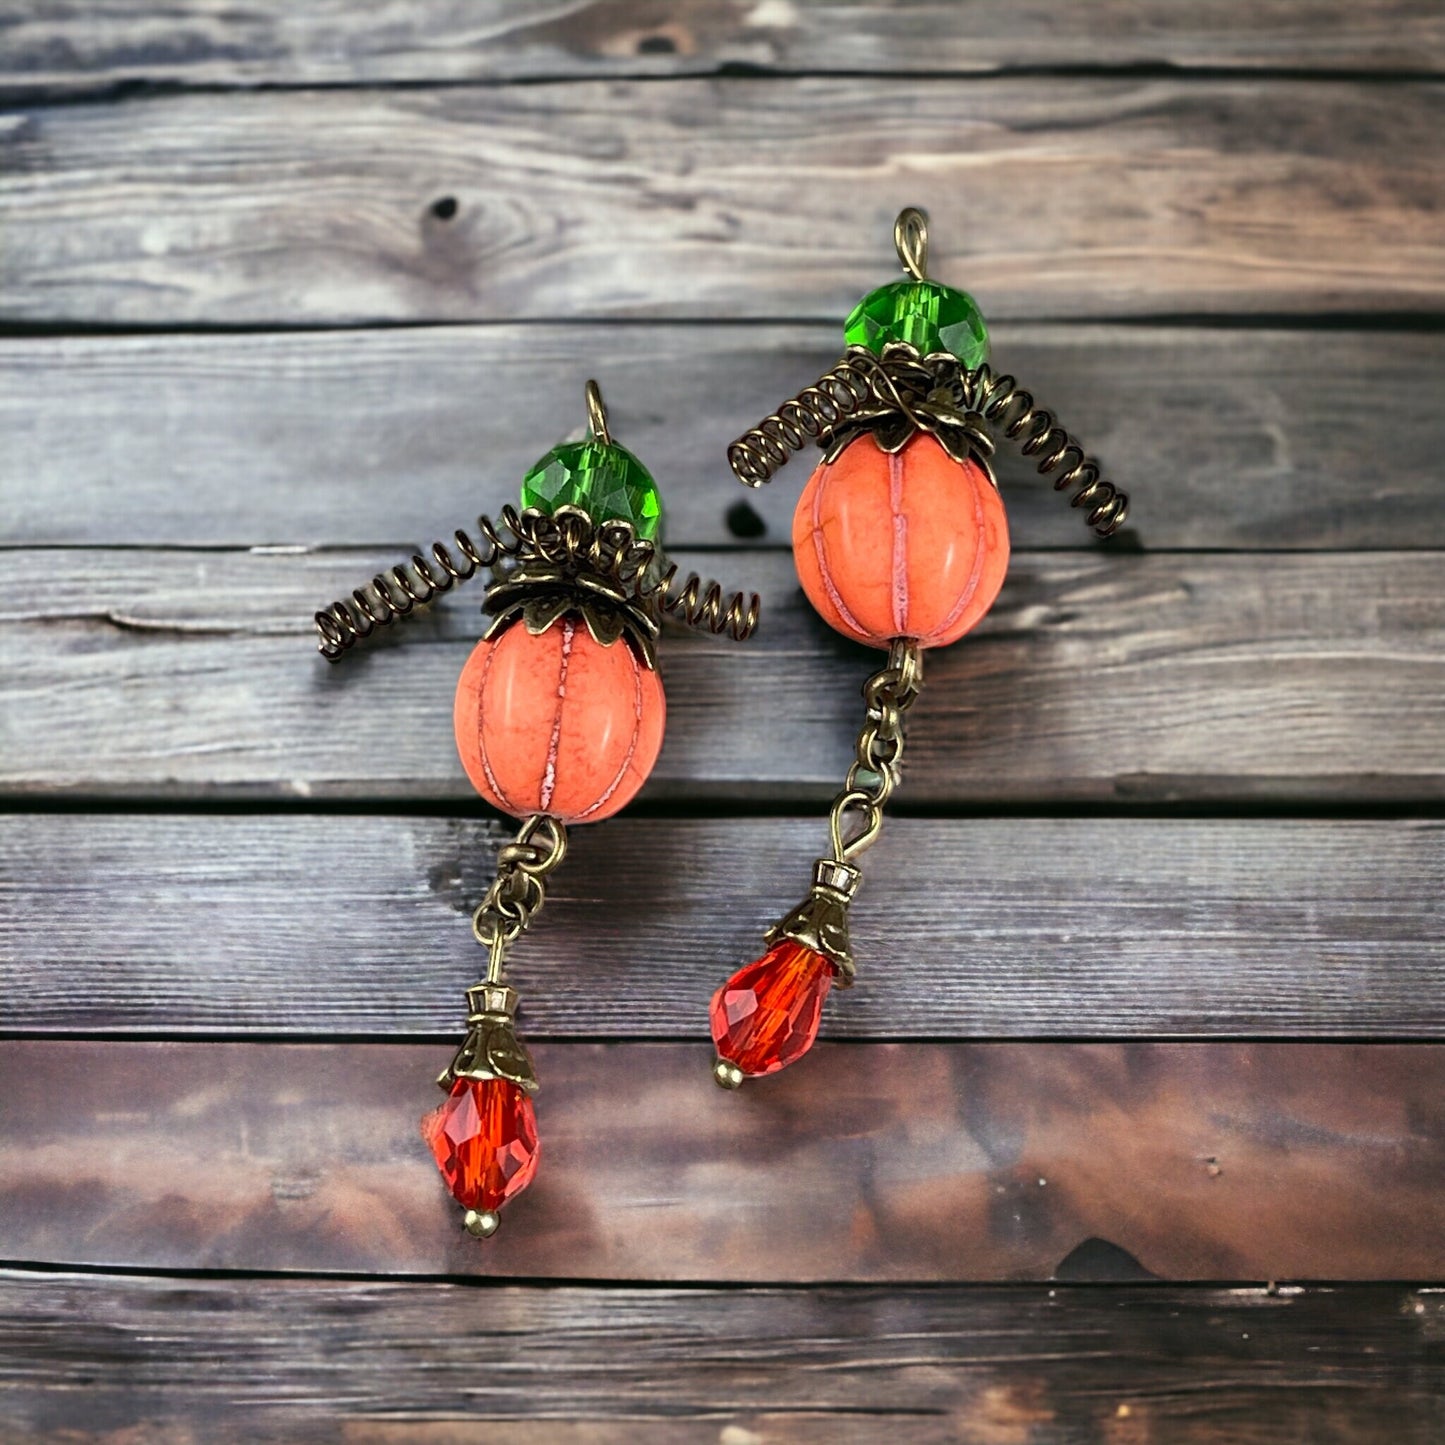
[5,549,1444,802]
[7,1039,1445,1280]
[5,1272,1444,1444]
[4,1,1444,88]
[2,1,1444,1437]
[4,80,1444,325]
[3,814,1442,1037]
[4,325,1444,550]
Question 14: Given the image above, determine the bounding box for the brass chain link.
[826,639,924,863]
[471,814,569,978]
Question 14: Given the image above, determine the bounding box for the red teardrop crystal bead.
[421,1076,540,1214]
[710,939,837,1079]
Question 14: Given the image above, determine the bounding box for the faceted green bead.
[520,439,662,540]
[843,279,989,368]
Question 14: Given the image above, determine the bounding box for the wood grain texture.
[4,1039,1445,1280]
[5,0,1444,92]
[4,323,1442,551]
[3,813,1441,1039]
[4,79,1443,325]
[1,0,1441,1423]
[3,1272,1445,1444]
[2,548,1441,803]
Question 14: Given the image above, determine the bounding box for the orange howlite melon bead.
[454,618,665,824]
[792,432,1010,649]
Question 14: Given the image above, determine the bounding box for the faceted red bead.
[710,939,837,1077]
[421,1077,540,1213]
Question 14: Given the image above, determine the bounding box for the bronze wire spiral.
[726,352,1128,539]
[726,350,895,490]
[313,506,531,659]
[314,504,759,659]
[966,363,1128,538]
[523,509,760,644]
[649,565,759,644]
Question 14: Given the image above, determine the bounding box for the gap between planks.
[1,0,1442,91]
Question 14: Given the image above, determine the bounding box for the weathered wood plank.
[3,1272,1444,1443]
[5,0,1443,92]
[1,548,1441,803]
[3,813,1441,1039]
[4,80,1442,325]
[4,323,1442,551]
[3,1040,1445,1279]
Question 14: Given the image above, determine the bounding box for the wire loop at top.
[893,207,929,281]
[584,378,612,445]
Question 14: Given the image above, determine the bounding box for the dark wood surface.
[5,1271,1445,1442]
[5,0,1444,89]
[4,324,1443,551]
[2,813,1441,1038]
[4,1272,1445,1443]
[5,1039,1445,1280]
[5,80,1443,326]
[2,1,1443,1437]
[4,549,1441,802]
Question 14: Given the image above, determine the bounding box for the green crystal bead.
[520,439,662,540]
[843,279,989,368]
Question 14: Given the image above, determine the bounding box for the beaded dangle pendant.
[315,381,758,1235]
[709,208,1129,1088]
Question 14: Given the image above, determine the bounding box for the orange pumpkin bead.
[792,431,1010,649]
[454,618,665,824]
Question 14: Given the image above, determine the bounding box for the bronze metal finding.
[821,637,923,870]
[817,343,997,481]
[724,206,1128,538]
[757,640,923,987]
[439,982,539,1095]
[314,502,761,660]
[313,505,531,658]
[726,341,999,490]
[470,813,569,955]
[584,377,612,445]
[435,812,569,1105]
[966,362,1128,538]
[766,858,863,984]
[314,379,762,659]
[894,206,929,282]
[728,345,1126,537]
[312,379,765,1238]
[482,507,665,668]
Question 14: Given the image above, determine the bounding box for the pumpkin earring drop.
[314,380,759,1235]
[708,207,1129,1088]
